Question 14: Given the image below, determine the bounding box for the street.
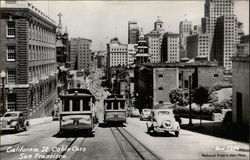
[1,68,249,160]
[1,115,249,160]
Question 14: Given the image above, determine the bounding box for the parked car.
[0,111,29,132]
[146,109,180,137]
[140,109,151,120]
[130,108,140,117]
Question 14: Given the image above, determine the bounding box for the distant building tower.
[145,17,165,63]
[179,19,192,49]
[106,38,127,68]
[214,15,238,70]
[161,32,180,62]
[135,29,150,64]
[70,38,92,70]
[154,16,165,34]
[128,21,139,44]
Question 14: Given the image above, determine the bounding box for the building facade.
[179,20,192,49]
[70,38,92,70]
[127,44,137,65]
[186,34,211,60]
[145,17,165,63]
[214,15,238,69]
[161,33,180,62]
[106,38,127,68]
[192,25,202,35]
[0,1,58,117]
[128,21,139,44]
[232,56,249,125]
[134,64,179,110]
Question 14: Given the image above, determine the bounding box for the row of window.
[29,64,57,82]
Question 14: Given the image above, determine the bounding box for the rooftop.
[0,0,56,25]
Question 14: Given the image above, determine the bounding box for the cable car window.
[64,99,70,111]
[113,101,119,110]
[72,99,80,111]
[83,98,90,111]
[120,101,125,109]
[106,101,112,110]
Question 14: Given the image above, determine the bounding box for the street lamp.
[1,70,6,114]
[188,73,193,126]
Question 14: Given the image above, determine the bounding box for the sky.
[30,1,249,51]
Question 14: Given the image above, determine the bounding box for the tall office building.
[107,38,128,68]
[146,17,165,63]
[127,44,137,65]
[186,34,211,60]
[201,0,239,69]
[214,15,238,69]
[202,0,234,35]
[0,0,58,117]
[128,21,139,44]
[179,20,192,49]
[161,32,180,62]
[70,38,92,70]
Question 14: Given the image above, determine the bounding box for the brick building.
[134,64,179,110]
[0,1,58,117]
[134,58,223,110]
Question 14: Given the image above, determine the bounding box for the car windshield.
[158,111,170,115]
[143,110,150,113]
[4,113,18,117]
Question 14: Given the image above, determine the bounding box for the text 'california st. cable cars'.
[103,94,127,125]
[59,88,97,135]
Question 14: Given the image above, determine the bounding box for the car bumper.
[1,127,16,131]
[153,127,180,132]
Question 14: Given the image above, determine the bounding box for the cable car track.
[110,127,159,160]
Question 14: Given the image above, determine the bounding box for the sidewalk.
[180,118,249,143]
[28,116,52,126]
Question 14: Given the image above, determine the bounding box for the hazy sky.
[30,1,249,51]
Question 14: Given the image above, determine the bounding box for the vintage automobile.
[146,108,180,137]
[0,111,29,132]
[140,109,151,120]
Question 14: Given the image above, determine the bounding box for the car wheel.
[15,123,20,132]
[175,131,179,137]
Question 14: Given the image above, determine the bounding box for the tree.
[193,86,209,126]
[169,88,183,107]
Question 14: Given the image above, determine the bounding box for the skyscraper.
[202,0,234,35]
[179,19,192,49]
[201,0,238,69]
[128,21,139,44]
[161,32,180,62]
[145,17,165,63]
[70,38,92,70]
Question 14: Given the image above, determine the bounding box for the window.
[7,22,15,38]
[6,0,16,4]
[214,74,218,77]
[7,46,16,61]
[7,70,16,84]
[159,101,163,104]
[158,74,163,77]
[184,80,189,89]
[158,87,163,90]
[7,94,16,111]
